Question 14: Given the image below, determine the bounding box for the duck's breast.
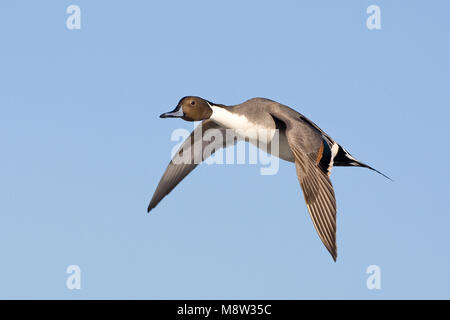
[210,105,294,162]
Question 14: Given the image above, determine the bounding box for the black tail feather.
[333,145,392,181]
[352,160,393,181]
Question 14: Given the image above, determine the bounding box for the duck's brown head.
[160,96,213,121]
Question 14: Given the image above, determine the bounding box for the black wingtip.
[331,252,337,262]
[326,246,337,262]
[147,196,158,213]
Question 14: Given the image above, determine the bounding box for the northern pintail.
[148,96,390,261]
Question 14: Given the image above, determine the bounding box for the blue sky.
[0,1,449,299]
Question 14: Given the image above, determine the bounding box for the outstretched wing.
[148,120,235,212]
[270,112,337,261]
[291,146,337,261]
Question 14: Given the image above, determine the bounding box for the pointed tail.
[333,144,392,181]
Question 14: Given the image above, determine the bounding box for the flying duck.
[148,96,389,261]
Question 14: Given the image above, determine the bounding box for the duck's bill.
[160,106,184,118]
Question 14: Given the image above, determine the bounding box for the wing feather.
[269,111,338,261]
[292,147,337,261]
[148,120,234,212]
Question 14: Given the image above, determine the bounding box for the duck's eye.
[191,101,196,106]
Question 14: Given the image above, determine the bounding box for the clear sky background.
[1,1,449,299]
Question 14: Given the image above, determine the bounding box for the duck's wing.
[148,120,235,212]
[270,112,337,261]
